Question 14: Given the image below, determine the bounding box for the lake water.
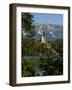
[22,56,48,60]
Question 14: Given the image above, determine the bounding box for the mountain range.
[32,23,63,41]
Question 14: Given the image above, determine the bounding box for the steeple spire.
[41,32,46,44]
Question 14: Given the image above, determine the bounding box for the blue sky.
[32,13,63,25]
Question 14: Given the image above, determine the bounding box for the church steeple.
[41,31,46,44]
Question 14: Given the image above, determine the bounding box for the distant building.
[38,30,46,44]
[41,32,46,44]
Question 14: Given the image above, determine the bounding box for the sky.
[32,13,63,25]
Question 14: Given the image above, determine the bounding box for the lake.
[22,56,48,60]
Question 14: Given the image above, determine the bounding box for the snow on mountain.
[33,23,63,40]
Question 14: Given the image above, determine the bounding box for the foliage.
[22,13,34,36]
[22,39,63,77]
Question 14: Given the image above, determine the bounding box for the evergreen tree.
[22,13,34,36]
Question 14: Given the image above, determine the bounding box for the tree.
[22,13,34,36]
[21,13,35,56]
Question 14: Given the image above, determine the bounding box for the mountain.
[32,23,63,41]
